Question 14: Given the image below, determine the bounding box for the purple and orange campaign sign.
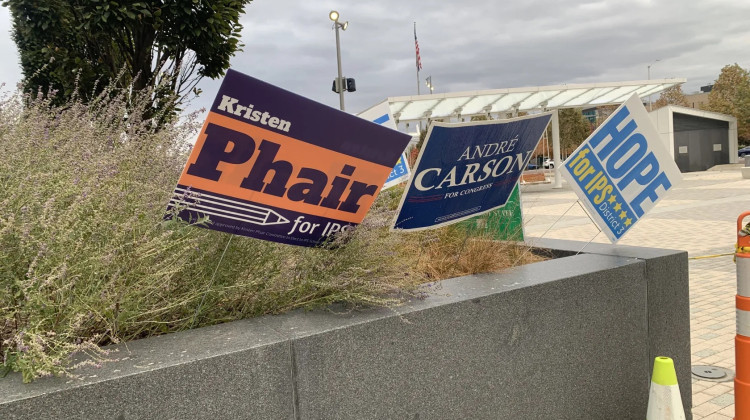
[167,69,411,247]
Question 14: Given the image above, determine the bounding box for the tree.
[558,108,592,152]
[652,85,689,109]
[705,63,750,141]
[473,110,589,157]
[594,105,618,127]
[4,0,253,123]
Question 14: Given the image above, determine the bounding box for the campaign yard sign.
[382,153,410,190]
[167,69,411,247]
[392,114,552,231]
[458,183,525,241]
[561,93,682,242]
[357,101,411,190]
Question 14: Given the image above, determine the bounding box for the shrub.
[0,83,540,383]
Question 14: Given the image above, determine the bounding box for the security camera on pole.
[329,10,355,111]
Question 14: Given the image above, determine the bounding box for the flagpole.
[414,22,421,95]
[416,67,421,95]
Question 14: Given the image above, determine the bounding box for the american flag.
[414,23,422,71]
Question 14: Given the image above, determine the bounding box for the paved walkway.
[519,166,749,420]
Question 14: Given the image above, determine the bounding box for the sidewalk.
[519,166,749,419]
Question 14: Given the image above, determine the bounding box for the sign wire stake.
[191,235,233,327]
[576,230,602,256]
[573,200,603,255]
[512,200,579,268]
[454,225,472,266]
[536,200,579,239]
[414,233,426,269]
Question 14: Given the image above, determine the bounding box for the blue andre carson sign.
[562,94,682,242]
[392,113,551,231]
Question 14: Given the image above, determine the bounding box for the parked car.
[543,158,555,169]
[739,146,750,157]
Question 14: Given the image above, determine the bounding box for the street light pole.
[334,23,344,111]
[329,10,348,111]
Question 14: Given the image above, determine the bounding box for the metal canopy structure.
[364,78,686,190]
[381,78,686,123]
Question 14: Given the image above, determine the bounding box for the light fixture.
[329,11,350,111]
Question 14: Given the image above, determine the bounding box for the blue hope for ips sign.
[357,101,411,190]
[383,153,410,190]
[562,94,682,242]
[392,113,551,231]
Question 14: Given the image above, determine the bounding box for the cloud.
[1,0,749,114]
[0,6,21,90]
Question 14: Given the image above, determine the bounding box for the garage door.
[672,113,729,172]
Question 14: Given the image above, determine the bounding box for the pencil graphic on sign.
[170,187,290,226]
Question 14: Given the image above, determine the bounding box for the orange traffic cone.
[646,357,686,420]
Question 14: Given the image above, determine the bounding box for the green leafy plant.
[4,0,253,125]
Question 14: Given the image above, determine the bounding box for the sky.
[1,0,749,116]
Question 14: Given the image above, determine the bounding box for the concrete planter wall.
[0,239,691,419]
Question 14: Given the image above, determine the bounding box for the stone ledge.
[0,241,691,420]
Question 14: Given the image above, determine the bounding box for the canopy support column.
[552,109,562,189]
